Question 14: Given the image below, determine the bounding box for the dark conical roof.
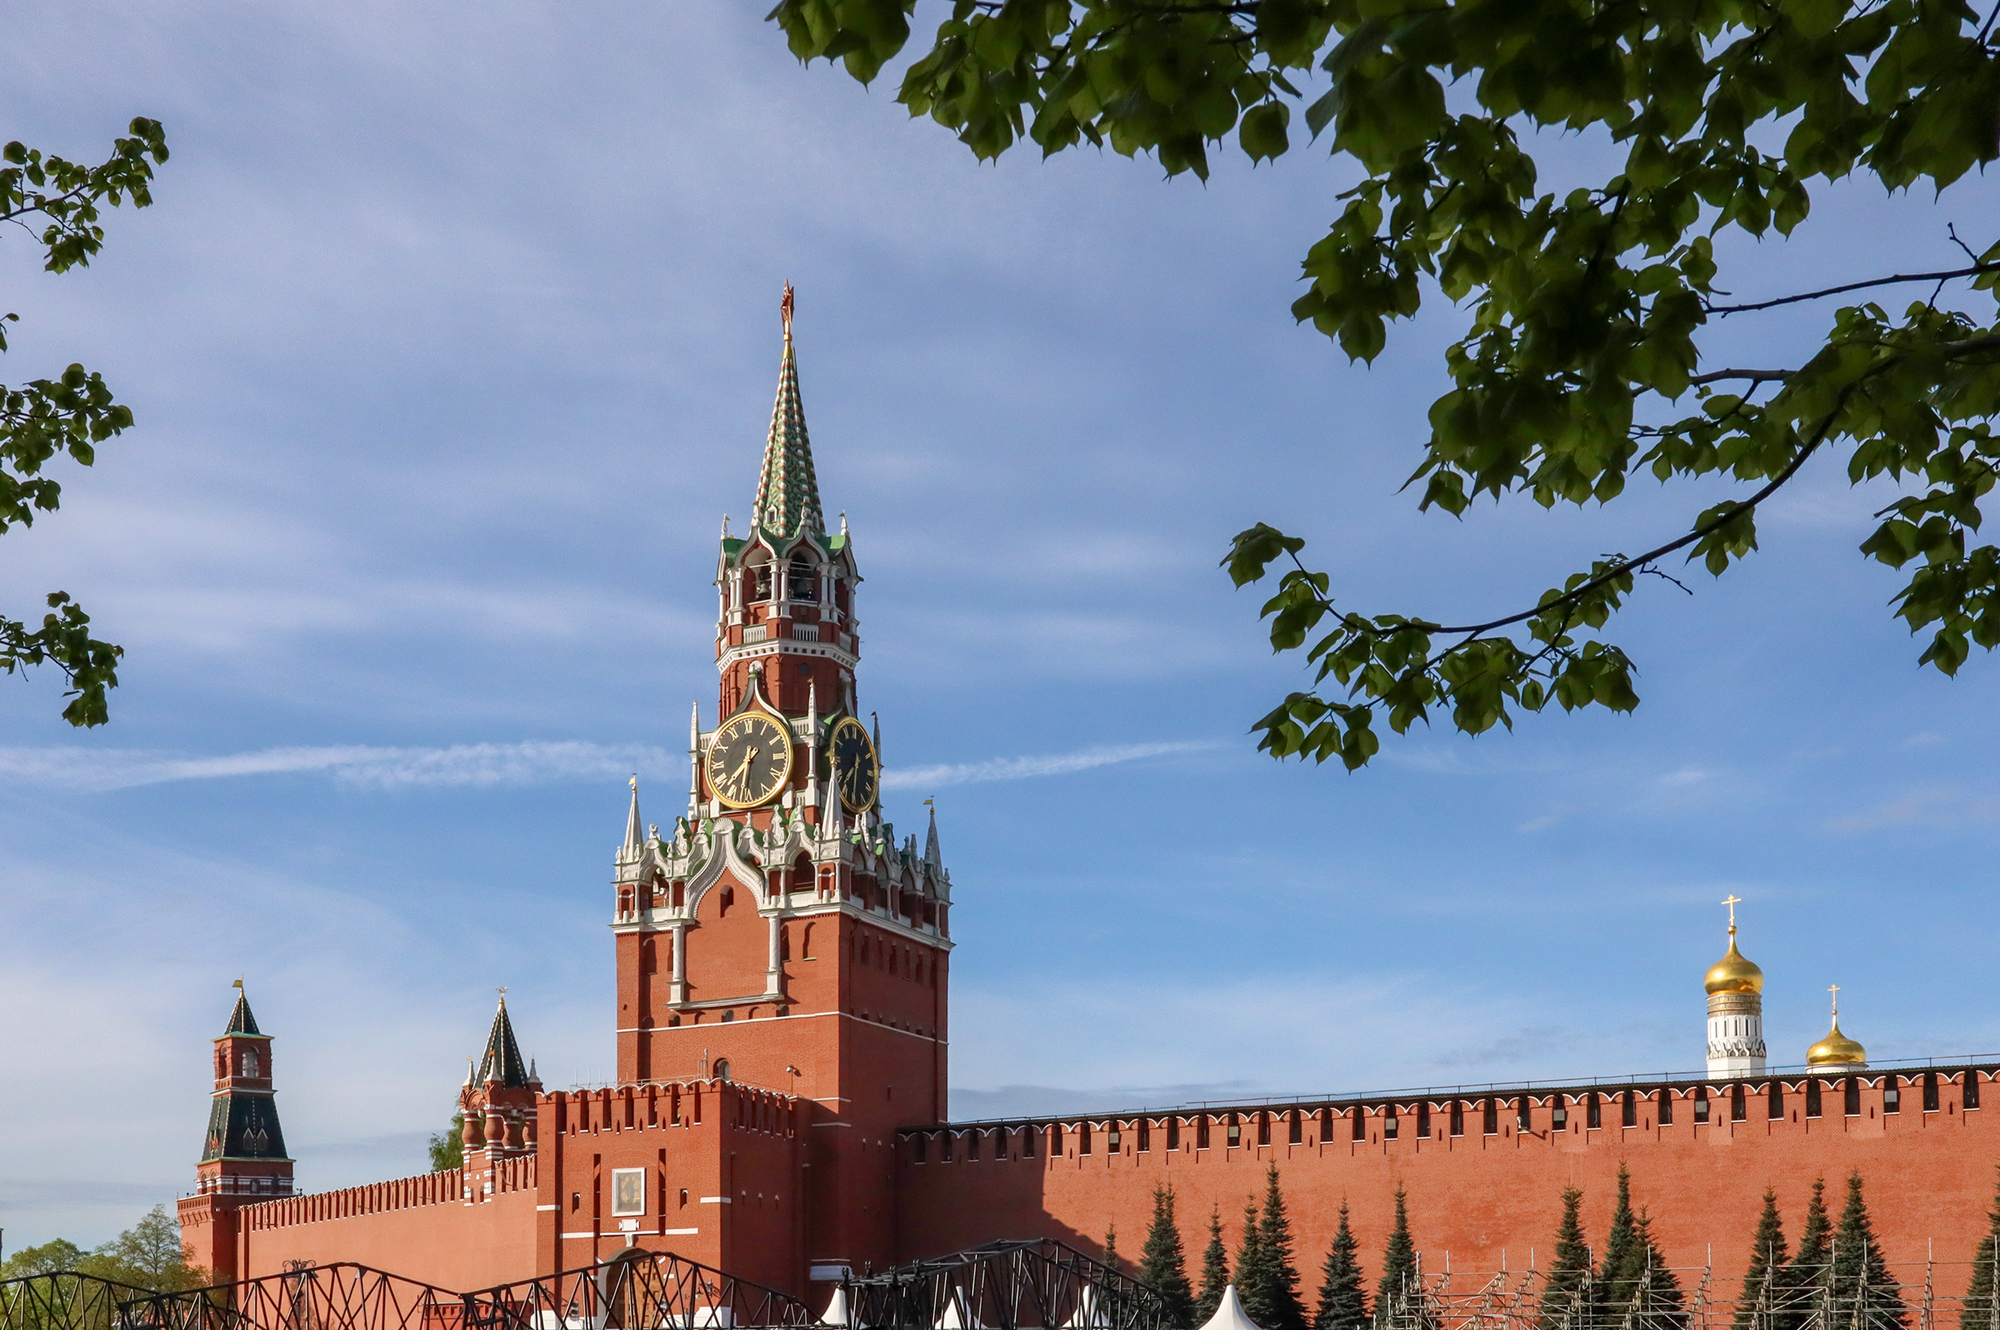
[477,998,530,1088]
[752,292,825,549]
[223,988,262,1036]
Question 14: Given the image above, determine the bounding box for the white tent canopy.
[1198,1286,1266,1330]
[820,1287,853,1327]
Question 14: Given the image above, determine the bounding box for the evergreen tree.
[1238,1195,1276,1327]
[1197,1206,1231,1325]
[1609,1212,1685,1330]
[1786,1176,1834,1323]
[1139,1184,1198,1330]
[1962,1167,2000,1330]
[1377,1187,1421,1329]
[1733,1190,1790,1330]
[1257,1165,1310,1330]
[1830,1172,1906,1330]
[1314,1202,1370,1330]
[1597,1166,1639,1321]
[1106,1224,1122,1275]
[1537,1188,1591,1330]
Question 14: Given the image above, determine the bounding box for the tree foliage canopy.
[1,118,166,727]
[770,0,2000,767]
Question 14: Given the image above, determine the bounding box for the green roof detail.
[477,998,530,1088]
[223,990,263,1036]
[752,330,825,549]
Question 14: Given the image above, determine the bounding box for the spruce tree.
[1598,1166,1639,1321]
[1198,1206,1231,1325]
[1238,1196,1275,1328]
[1963,1167,2000,1330]
[1787,1175,1834,1323]
[1537,1187,1591,1330]
[1610,1212,1685,1330]
[1140,1185,1197,1330]
[1830,1172,1906,1330]
[1314,1202,1370,1330]
[1258,1165,1310,1330]
[1733,1189,1790,1330]
[1106,1224,1122,1275]
[1377,1187,1420,1328]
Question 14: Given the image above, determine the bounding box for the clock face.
[705,712,795,809]
[828,716,879,813]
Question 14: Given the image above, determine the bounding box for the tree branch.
[1706,263,2000,316]
[1690,367,1794,384]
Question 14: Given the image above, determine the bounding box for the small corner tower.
[1806,984,1868,1073]
[458,991,541,1172]
[1704,896,1768,1077]
[178,982,294,1284]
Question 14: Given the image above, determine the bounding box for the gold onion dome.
[1704,928,1764,995]
[1807,1016,1867,1067]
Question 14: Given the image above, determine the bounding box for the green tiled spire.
[477,995,530,1088]
[752,286,825,548]
[223,984,262,1035]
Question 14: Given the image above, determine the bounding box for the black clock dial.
[705,712,794,808]
[828,716,879,813]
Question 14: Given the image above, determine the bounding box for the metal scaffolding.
[837,1239,1176,1330]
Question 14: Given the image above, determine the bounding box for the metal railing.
[462,1249,814,1330]
[1,1273,160,1330]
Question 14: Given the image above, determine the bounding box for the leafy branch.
[0,118,167,726]
[768,0,2000,767]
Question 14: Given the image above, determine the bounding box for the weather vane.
[781,282,795,341]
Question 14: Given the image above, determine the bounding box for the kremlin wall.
[178,294,2000,1312]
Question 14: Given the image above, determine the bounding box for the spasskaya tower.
[610,286,951,1276]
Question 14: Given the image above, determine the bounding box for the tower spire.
[752,283,825,548]
[623,776,644,857]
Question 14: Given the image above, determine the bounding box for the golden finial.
[630,775,638,791]
[497,986,508,1003]
[781,282,795,342]
[1704,899,1763,995]
[1829,982,1840,1016]
[1722,894,1741,933]
[232,977,244,989]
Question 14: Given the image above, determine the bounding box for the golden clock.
[828,715,879,813]
[705,711,794,808]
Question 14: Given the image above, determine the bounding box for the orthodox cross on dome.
[1722,894,1741,931]
[752,284,825,547]
[1829,982,1840,1016]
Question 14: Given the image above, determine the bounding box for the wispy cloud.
[879,741,1216,791]
[0,742,678,793]
[0,738,1217,795]
[1826,784,2000,833]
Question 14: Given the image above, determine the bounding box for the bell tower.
[178,983,295,1284]
[610,287,952,1281]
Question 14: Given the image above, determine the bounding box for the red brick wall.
[897,1073,2000,1302]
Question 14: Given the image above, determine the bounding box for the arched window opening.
[1485,1098,1501,1135]
[1656,1088,1674,1125]
[1845,1076,1863,1117]
[1226,1114,1241,1148]
[1693,1087,1710,1123]
[1383,1105,1399,1140]
[1769,1081,1785,1118]
[1732,1084,1747,1121]
[1968,1074,1985,1110]
[243,1050,260,1078]
[1022,1125,1036,1158]
[1549,1099,1566,1131]
[714,1059,732,1081]
[1196,1116,1211,1149]
[1883,1078,1901,1114]
[1167,1117,1180,1151]
[1289,1109,1304,1144]
[1353,1108,1367,1142]
[1806,1079,1823,1118]
[1078,1123,1092,1155]
[802,923,815,960]
[1450,1101,1465,1136]
[1256,1111,1270,1146]
[1621,1091,1637,1127]
[1586,1093,1601,1129]
[1516,1097,1532,1131]
[1924,1072,1941,1112]
[753,563,773,602]
[789,556,818,602]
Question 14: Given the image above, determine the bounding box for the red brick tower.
[178,984,295,1283]
[611,286,952,1283]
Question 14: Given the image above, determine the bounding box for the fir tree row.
[1115,1164,2000,1330]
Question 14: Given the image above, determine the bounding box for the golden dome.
[1704,928,1764,995]
[1807,1016,1867,1068]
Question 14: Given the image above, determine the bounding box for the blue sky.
[4,4,1999,1248]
